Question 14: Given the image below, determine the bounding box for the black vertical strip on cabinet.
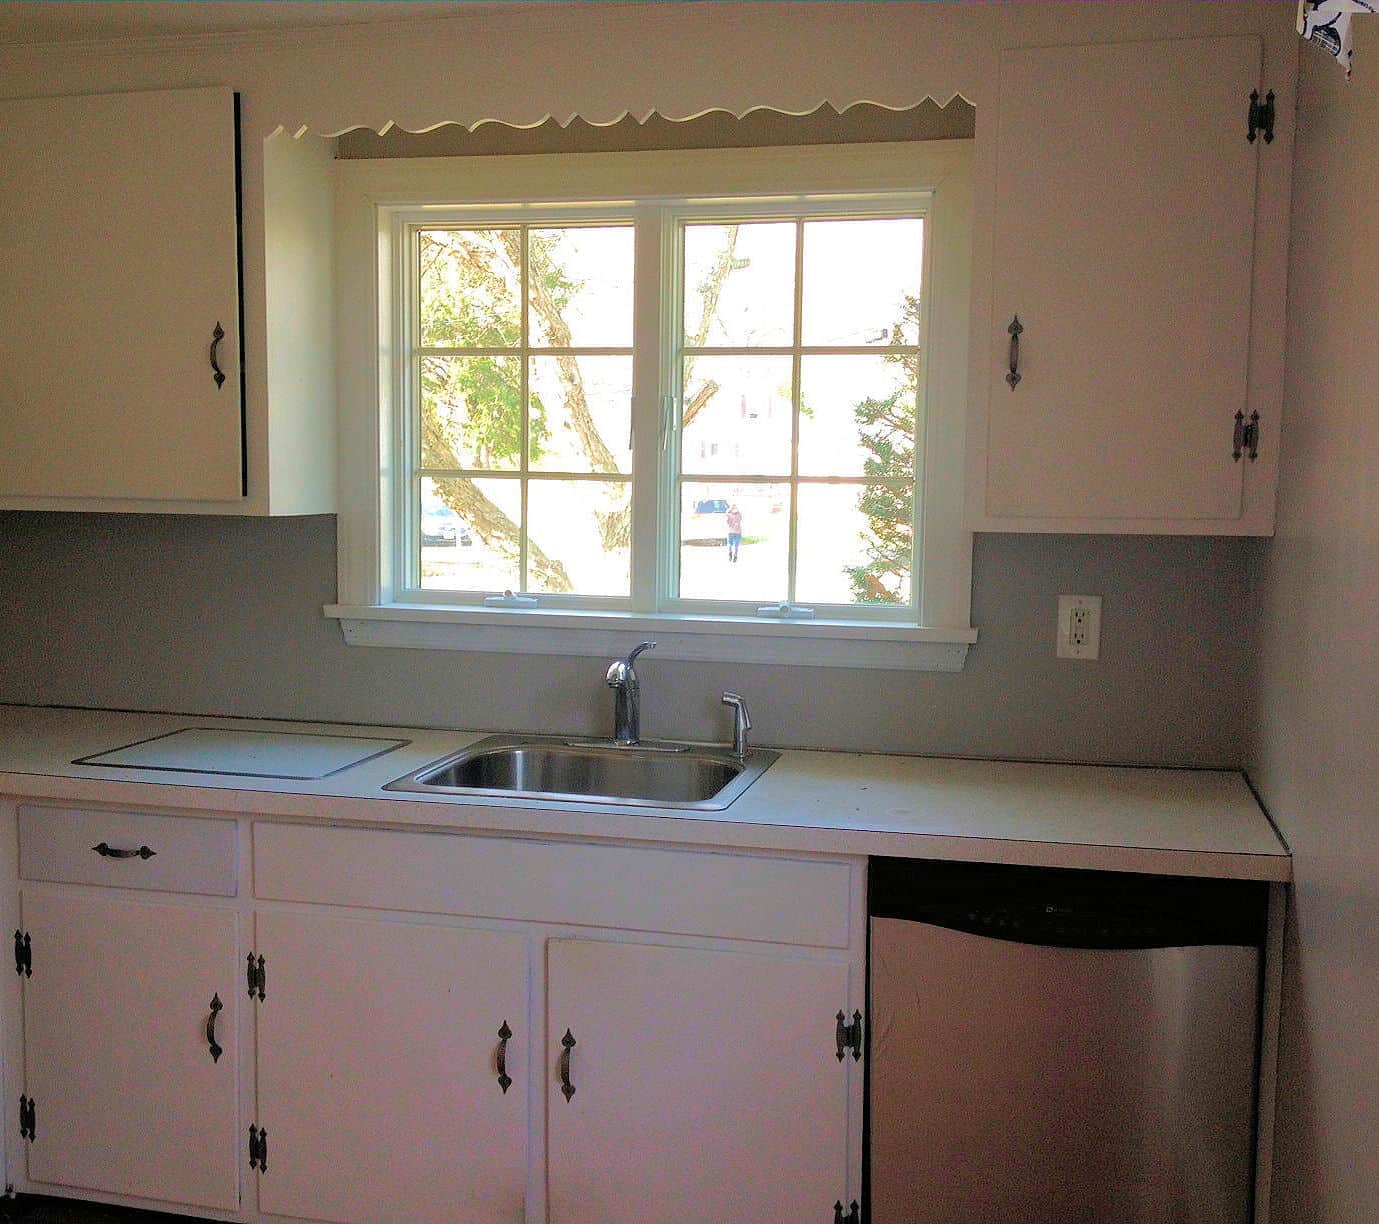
[233,91,248,497]
[861,859,873,1224]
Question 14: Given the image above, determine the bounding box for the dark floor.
[0,1197,207,1223]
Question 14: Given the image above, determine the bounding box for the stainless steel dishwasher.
[868,858,1267,1224]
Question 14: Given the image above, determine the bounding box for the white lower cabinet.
[252,911,528,1223]
[546,939,852,1223]
[6,809,862,1222]
[18,889,239,1212]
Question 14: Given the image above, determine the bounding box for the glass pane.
[683,222,795,347]
[529,357,632,474]
[797,354,918,478]
[801,218,924,347]
[678,483,789,602]
[418,229,521,348]
[527,480,632,597]
[795,482,913,606]
[681,356,793,476]
[420,477,522,593]
[528,227,634,348]
[420,356,522,471]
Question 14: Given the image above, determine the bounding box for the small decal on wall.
[1299,0,1377,77]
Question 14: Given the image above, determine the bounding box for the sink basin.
[384,735,779,810]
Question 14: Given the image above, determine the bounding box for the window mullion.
[630,203,666,613]
[787,218,805,604]
[397,222,419,598]
[519,225,530,592]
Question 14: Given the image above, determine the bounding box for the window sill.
[325,604,976,671]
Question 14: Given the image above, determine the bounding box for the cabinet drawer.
[20,805,237,897]
[254,823,852,948]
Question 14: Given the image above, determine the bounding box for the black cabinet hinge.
[834,1200,860,1224]
[1248,89,1276,144]
[835,1009,863,1062]
[18,1096,35,1143]
[248,1124,268,1172]
[246,952,266,1001]
[1233,409,1260,462]
[12,932,30,978]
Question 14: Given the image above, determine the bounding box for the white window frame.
[329,142,976,670]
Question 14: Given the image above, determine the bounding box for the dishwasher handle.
[868,857,1267,951]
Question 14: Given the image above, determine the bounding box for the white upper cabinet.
[0,87,245,503]
[968,36,1288,534]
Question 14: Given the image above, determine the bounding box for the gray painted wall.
[0,511,1253,766]
[1252,26,1379,1222]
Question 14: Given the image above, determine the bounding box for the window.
[412,223,636,600]
[332,144,976,669]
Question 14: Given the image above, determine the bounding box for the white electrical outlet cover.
[1057,594,1102,660]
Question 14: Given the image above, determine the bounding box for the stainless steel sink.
[384,734,779,810]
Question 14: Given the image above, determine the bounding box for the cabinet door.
[978,37,1265,529]
[254,911,527,1223]
[547,939,852,1223]
[0,87,243,501]
[20,890,238,1211]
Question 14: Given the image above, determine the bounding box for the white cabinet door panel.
[0,87,242,501]
[254,911,527,1223]
[547,939,852,1223]
[983,37,1261,525]
[20,890,238,1211]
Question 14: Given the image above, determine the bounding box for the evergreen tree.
[846,295,921,604]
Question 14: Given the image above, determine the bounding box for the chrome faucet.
[721,691,752,759]
[606,641,656,745]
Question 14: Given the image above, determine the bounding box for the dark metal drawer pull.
[210,321,227,389]
[496,1021,513,1095]
[559,1028,576,1101]
[92,842,156,860]
[206,993,224,1063]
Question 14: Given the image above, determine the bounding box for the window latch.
[756,603,815,620]
[484,590,539,608]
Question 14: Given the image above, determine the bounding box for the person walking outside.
[726,504,743,563]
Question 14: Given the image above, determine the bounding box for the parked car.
[421,507,460,547]
[683,497,730,544]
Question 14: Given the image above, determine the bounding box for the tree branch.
[420,410,573,592]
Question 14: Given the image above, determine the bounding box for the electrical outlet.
[1057,595,1102,660]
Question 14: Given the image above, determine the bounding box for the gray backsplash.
[0,512,1254,766]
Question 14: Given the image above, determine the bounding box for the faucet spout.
[606,640,656,744]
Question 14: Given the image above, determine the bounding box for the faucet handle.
[608,640,656,687]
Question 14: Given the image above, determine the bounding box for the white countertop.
[0,705,1290,881]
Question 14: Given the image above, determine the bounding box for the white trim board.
[327,604,975,671]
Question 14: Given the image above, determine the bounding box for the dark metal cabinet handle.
[1006,315,1024,389]
[496,1021,513,1095]
[209,321,227,389]
[559,1028,576,1101]
[206,993,224,1063]
[92,842,156,860]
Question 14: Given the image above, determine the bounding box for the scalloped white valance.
[248,1,979,139]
